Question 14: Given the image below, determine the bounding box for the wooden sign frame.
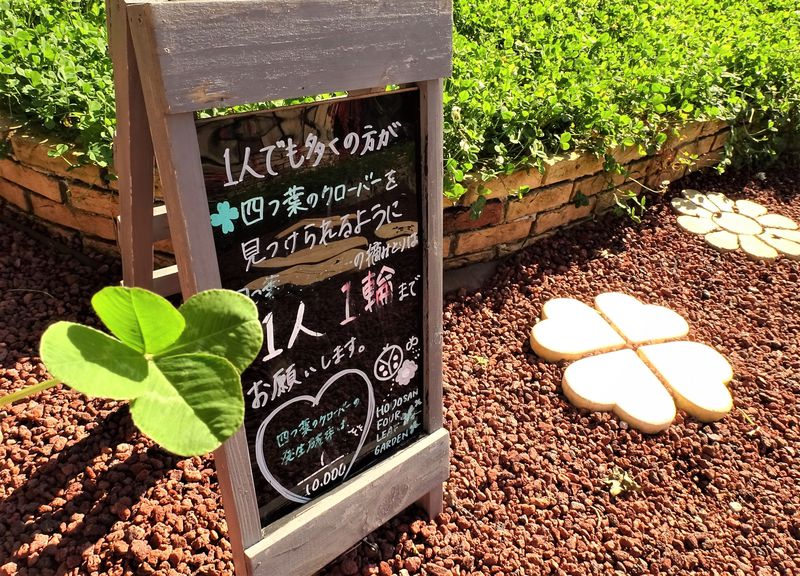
[108,1,452,575]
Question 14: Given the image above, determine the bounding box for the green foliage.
[604,466,641,497]
[16,287,263,456]
[0,0,114,167]
[612,190,647,224]
[445,0,800,200]
[1,0,798,191]
[572,191,590,208]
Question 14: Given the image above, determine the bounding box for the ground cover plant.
[0,0,114,167]
[1,0,798,197]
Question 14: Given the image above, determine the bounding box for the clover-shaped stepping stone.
[673,190,800,261]
[530,292,734,433]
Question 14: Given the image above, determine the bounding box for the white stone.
[704,230,739,252]
[671,197,714,219]
[706,192,735,213]
[734,199,768,218]
[757,213,798,230]
[638,341,733,422]
[759,234,800,260]
[712,212,763,235]
[594,292,689,345]
[530,298,625,362]
[562,349,676,434]
[682,189,720,214]
[677,215,719,235]
[739,234,778,261]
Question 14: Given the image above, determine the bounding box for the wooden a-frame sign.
[107,1,452,575]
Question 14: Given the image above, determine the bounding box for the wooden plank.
[152,265,180,296]
[131,25,263,568]
[419,79,444,434]
[246,428,450,576]
[108,0,155,289]
[417,79,446,519]
[213,427,265,549]
[152,204,170,242]
[114,205,171,244]
[126,0,453,113]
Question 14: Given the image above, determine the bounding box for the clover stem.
[0,379,60,408]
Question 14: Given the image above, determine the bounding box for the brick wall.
[443,120,729,268]
[0,115,171,265]
[0,116,728,269]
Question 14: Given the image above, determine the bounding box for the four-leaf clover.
[530,292,734,433]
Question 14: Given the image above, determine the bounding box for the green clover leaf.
[159,290,263,374]
[92,286,185,354]
[34,287,263,456]
[131,354,244,457]
[40,322,153,399]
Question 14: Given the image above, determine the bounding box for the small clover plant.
[0,287,263,457]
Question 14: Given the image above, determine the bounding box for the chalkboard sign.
[196,90,425,527]
[117,2,451,571]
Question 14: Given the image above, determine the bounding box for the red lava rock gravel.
[1,162,800,576]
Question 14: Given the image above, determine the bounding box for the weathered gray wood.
[417,79,446,519]
[140,113,222,294]
[131,32,263,569]
[419,79,444,434]
[213,427,265,549]
[108,0,155,289]
[125,0,453,113]
[246,428,450,576]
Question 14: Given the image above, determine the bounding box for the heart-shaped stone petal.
[677,215,719,235]
[530,298,625,361]
[770,228,800,243]
[683,189,720,214]
[563,349,676,433]
[705,230,739,252]
[760,233,800,260]
[740,235,778,261]
[671,197,714,218]
[757,213,798,230]
[734,199,768,218]
[594,292,689,345]
[638,341,733,422]
[706,192,735,213]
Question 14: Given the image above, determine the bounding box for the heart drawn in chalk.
[255,368,375,504]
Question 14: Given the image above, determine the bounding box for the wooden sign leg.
[418,78,446,519]
[107,0,155,289]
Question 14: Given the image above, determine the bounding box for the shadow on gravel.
[0,406,180,567]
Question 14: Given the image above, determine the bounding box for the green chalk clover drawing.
[673,189,800,260]
[211,201,240,234]
[530,292,734,434]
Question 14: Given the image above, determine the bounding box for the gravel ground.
[1,162,799,576]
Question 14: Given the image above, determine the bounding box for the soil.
[1,162,799,576]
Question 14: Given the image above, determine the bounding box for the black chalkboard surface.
[196,90,424,527]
